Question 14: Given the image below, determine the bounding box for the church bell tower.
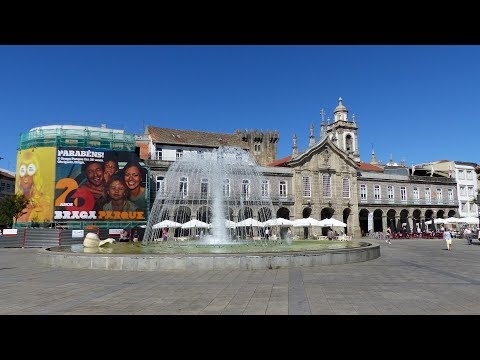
[325,97,360,162]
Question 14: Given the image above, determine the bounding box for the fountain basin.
[37,240,380,271]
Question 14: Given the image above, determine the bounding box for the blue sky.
[0,45,478,172]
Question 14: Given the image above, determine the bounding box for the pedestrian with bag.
[444,228,453,251]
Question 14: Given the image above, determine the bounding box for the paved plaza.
[1,238,480,315]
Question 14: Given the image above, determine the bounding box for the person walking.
[444,228,453,251]
[385,227,392,244]
[464,226,472,245]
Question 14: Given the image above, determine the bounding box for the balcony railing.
[360,198,457,206]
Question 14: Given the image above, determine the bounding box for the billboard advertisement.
[54,147,147,222]
[16,147,56,223]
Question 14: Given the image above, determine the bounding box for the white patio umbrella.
[236,218,264,239]
[263,218,294,240]
[292,217,323,227]
[293,217,323,239]
[458,216,479,225]
[318,218,347,227]
[181,219,211,229]
[153,220,183,229]
[224,219,237,229]
[236,218,264,227]
[444,217,460,224]
[425,218,446,225]
[181,219,211,238]
[263,218,294,227]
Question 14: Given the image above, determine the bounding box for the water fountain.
[144,147,275,245]
[38,147,380,270]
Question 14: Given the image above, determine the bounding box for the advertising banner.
[16,147,56,223]
[54,147,147,222]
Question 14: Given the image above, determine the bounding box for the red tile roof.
[147,126,249,149]
[268,155,292,167]
[357,162,383,172]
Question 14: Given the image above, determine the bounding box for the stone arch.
[413,209,421,233]
[302,207,312,218]
[238,207,253,221]
[321,207,335,235]
[174,206,191,223]
[345,134,353,152]
[197,206,212,223]
[436,209,445,219]
[277,207,291,239]
[174,206,191,237]
[386,209,397,232]
[321,207,334,219]
[158,210,169,222]
[447,209,457,217]
[399,209,410,233]
[425,209,434,231]
[258,207,272,222]
[277,207,290,220]
[359,208,369,236]
[343,208,351,235]
[373,209,383,232]
[226,207,234,221]
[302,207,312,238]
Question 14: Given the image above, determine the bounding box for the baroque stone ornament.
[322,148,330,164]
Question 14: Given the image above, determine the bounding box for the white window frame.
[223,179,230,198]
[400,186,407,201]
[322,174,331,198]
[261,180,269,197]
[242,179,251,198]
[302,176,311,197]
[437,188,443,200]
[156,176,165,194]
[468,186,474,196]
[279,181,287,197]
[176,149,184,160]
[342,178,350,198]
[374,185,381,200]
[387,185,394,199]
[179,176,188,198]
[360,184,367,200]
[425,187,431,201]
[413,187,419,200]
[201,178,209,198]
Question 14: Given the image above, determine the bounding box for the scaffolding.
[18,125,136,151]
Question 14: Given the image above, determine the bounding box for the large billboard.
[54,147,147,222]
[16,147,57,223]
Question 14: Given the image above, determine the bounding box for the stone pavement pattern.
[1,238,480,314]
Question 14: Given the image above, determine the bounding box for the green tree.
[0,194,29,227]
